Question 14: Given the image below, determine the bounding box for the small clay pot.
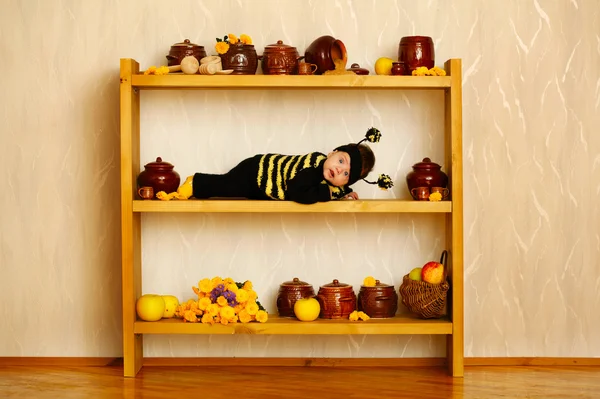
[166,39,207,67]
[276,278,315,317]
[391,61,408,76]
[358,280,399,318]
[219,43,258,75]
[346,63,369,75]
[398,36,435,74]
[137,157,181,196]
[316,279,356,319]
[260,40,304,75]
[406,157,449,199]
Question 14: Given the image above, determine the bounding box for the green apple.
[161,295,180,318]
[136,294,165,321]
[408,267,422,281]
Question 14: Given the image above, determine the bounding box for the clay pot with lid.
[406,157,449,199]
[137,157,181,197]
[316,279,356,319]
[260,40,304,75]
[358,280,398,318]
[219,43,258,75]
[276,277,315,317]
[346,63,369,75]
[166,39,207,67]
[304,35,348,75]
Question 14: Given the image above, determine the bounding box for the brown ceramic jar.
[219,43,258,75]
[398,36,435,74]
[304,35,348,75]
[316,279,356,319]
[166,39,207,67]
[137,157,181,197]
[276,278,315,318]
[406,157,449,198]
[346,63,369,75]
[260,40,304,75]
[357,280,398,318]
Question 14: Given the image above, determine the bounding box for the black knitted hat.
[334,127,394,190]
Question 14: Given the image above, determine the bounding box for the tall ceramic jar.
[398,36,435,74]
[406,157,449,197]
[137,157,181,196]
[219,43,258,75]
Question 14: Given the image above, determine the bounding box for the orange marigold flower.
[357,311,370,321]
[248,290,258,302]
[236,289,249,303]
[243,280,253,290]
[349,311,359,321]
[199,278,212,293]
[238,309,252,323]
[255,310,268,323]
[429,192,442,202]
[211,276,223,287]
[226,283,238,293]
[363,276,377,287]
[245,302,259,316]
[220,306,235,321]
[223,277,235,285]
[228,34,238,44]
[239,34,252,45]
[144,66,157,75]
[215,42,229,54]
[217,296,228,307]
[207,304,220,317]
[220,317,229,325]
[201,313,213,324]
[183,310,198,323]
[198,297,212,311]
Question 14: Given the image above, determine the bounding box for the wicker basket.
[398,250,450,319]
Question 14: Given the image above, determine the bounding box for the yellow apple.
[374,57,394,75]
[293,297,321,322]
[421,262,444,284]
[136,294,165,321]
[161,295,180,318]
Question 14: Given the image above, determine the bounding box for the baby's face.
[323,150,351,187]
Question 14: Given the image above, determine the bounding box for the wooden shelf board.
[134,316,452,335]
[132,199,452,213]
[131,74,451,90]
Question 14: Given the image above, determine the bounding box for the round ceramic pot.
[347,63,369,75]
[398,36,435,74]
[137,157,180,196]
[304,35,348,75]
[166,39,206,67]
[406,157,449,199]
[260,40,304,75]
[316,279,356,319]
[276,277,315,317]
[357,280,398,318]
[219,43,258,75]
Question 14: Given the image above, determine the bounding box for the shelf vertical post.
[120,58,143,377]
[444,59,464,377]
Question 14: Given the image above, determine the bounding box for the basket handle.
[440,250,449,281]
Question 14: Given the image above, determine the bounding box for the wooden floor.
[1,365,599,398]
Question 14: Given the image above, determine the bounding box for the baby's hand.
[342,192,359,200]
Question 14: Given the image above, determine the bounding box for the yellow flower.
[199,278,212,293]
[144,66,157,75]
[255,310,268,323]
[240,34,252,45]
[207,303,220,317]
[201,313,213,324]
[183,310,198,323]
[238,309,252,323]
[245,302,259,316]
[412,66,429,76]
[357,311,370,321]
[349,311,359,321]
[236,289,249,303]
[243,280,253,290]
[220,317,229,325]
[155,66,169,75]
[247,290,258,302]
[198,297,212,311]
[228,34,238,44]
[211,276,224,288]
[429,192,442,202]
[220,306,235,321]
[223,277,235,285]
[430,66,446,76]
[217,296,228,307]
[231,315,238,323]
[215,42,229,54]
[363,276,377,287]
[226,283,238,293]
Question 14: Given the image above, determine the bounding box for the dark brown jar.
[316,279,356,319]
[219,43,258,75]
[260,40,304,75]
[304,35,348,75]
[391,61,408,76]
[166,39,207,66]
[406,157,449,198]
[137,157,181,197]
[346,63,369,75]
[276,277,315,317]
[358,280,398,318]
[398,36,435,74]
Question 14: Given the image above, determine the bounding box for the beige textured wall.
[1,0,598,358]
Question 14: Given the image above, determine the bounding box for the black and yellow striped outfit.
[192,152,352,204]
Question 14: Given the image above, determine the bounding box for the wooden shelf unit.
[120,58,464,377]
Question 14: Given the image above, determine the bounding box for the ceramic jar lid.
[320,279,352,289]
[347,63,369,75]
[412,157,442,170]
[143,157,175,171]
[360,280,393,288]
[170,38,203,50]
[280,277,312,287]
[263,40,298,54]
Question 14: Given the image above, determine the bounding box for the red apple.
[421,261,444,284]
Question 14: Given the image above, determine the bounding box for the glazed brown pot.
[398,36,435,74]
[346,63,369,75]
[357,280,398,318]
[316,279,356,319]
[276,277,315,318]
[304,35,348,75]
[137,157,181,196]
[166,39,207,67]
[260,40,304,75]
[406,157,449,199]
[219,43,258,75]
